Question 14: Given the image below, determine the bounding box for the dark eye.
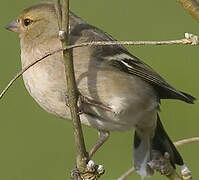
[23,19,32,26]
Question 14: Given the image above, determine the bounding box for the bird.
[6,2,196,177]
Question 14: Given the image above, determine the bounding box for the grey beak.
[6,20,20,33]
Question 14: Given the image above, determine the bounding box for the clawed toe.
[87,160,105,174]
[147,150,173,176]
[147,150,192,180]
[71,167,81,180]
[181,165,192,180]
[71,160,105,180]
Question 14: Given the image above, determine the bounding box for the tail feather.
[152,115,183,166]
[133,114,184,177]
[179,91,196,104]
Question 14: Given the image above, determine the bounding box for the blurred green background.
[0,0,199,180]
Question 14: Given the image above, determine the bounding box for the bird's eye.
[23,19,32,26]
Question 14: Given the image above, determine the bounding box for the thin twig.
[56,0,88,176]
[117,167,135,180]
[65,38,194,49]
[177,0,199,23]
[55,0,62,29]
[0,33,198,100]
[174,137,199,147]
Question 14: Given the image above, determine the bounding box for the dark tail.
[179,91,196,104]
[152,114,183,167]
[133,114,184,177]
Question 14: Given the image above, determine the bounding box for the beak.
[5,20,20,33]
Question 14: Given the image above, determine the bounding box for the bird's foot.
[71,160,105,180]
[148,150,192,180]
[71,168,82,180]
[64,95,84,115]
[86,160,105,175]
[147,150,173,176]
[181,165,192,180]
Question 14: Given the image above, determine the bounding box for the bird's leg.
[69,95,109,179]
[65,93,113,115]
[65,93,114,116]
[79,94,113,113]
[89,130,110,158]
[70,130,108,179]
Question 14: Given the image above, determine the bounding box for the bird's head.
[6,2,59,43]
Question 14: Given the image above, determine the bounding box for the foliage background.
[0,0,198,180]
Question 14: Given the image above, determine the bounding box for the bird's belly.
[79,105,158,131]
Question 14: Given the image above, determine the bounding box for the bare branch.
[56,0,89,177]
[174,137,199,147]
[177,0,199,23]
[55,0,62,29]
[117,167,135,180]
[66,36,198,49]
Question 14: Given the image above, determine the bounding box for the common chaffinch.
[6,2,195,177]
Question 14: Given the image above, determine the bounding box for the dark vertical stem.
[55,0,62,29]
[56,0,88,172]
